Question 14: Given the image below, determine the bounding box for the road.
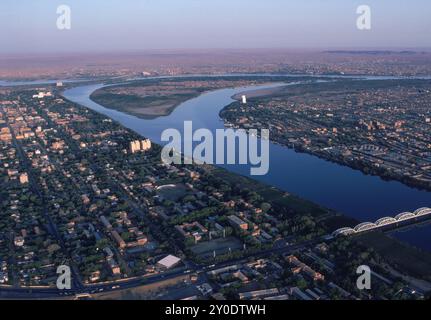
[0,234,323,299]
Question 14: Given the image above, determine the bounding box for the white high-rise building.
[241,95,247,104]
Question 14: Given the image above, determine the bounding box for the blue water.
[62,80,431,252]
[0,79,90,87]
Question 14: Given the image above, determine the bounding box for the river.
[60,77,431,252]
[0,79,93,87]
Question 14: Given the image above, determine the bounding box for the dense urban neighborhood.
[221,79,431,191]
[0,85,430,300]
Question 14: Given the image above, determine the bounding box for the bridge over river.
[333,207,431,237]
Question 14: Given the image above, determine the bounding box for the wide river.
[61,77,431,252]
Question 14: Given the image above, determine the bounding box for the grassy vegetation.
[355,232,431,280]
[212,166,333,219]
[89,75,317,119]
[212,166,431,282]
[241,78,431,102]
[90,91,199,119]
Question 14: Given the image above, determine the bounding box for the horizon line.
[2,46,431,57]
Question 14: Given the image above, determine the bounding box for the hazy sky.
[1,0,430,53]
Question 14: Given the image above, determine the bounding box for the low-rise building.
[157,255,181,270]
[227,215,248,231]
[238,288,279,300]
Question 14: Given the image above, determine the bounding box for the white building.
[32,91,52,99]
[14,236,25,247]
[157,255,181,269]
[241,95,247,104]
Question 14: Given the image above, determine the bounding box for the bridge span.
[333,207,431,237]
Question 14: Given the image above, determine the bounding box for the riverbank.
[60,79,431,293]
[223,78,431,192]
[90,87,199,119]
[200,166,431,287]
[89,76,301,120]
[356,232,431,289]
[63,78,431,249]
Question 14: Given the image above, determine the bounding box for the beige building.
[19,173,29,184]
[130,139,152,153]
